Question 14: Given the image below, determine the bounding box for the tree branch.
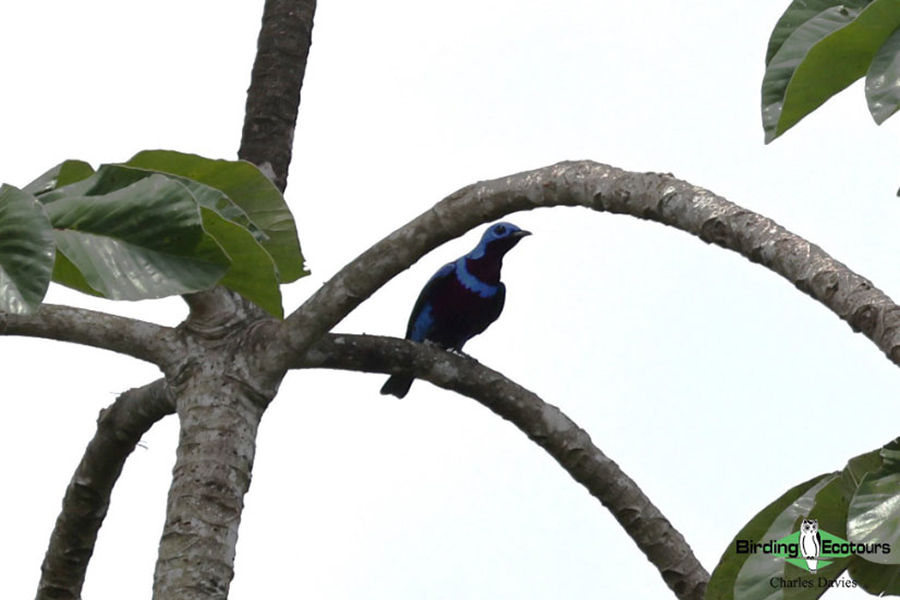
[238,0,317,192]
[36,379,175,600]
[295,333,708,600]
[1,304,182,369]
[273,161,900,373]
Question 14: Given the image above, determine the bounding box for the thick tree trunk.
[152,0,317,594]
[152,365,268,600]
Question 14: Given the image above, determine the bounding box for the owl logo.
[799,519,822,573]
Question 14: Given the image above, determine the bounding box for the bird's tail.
[380,374,414,398]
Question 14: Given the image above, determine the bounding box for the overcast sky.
[3,1,900,598]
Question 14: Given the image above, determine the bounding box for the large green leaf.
[78,164,283,315]
[848,438,900,565]
[0,185,55,313]
[11,154,297,315]
[51,249,102,298]
[765,0,871,65]
[22,160,95,197]
[707,473,838,600]
[844,447,884,489]
[44,174,229,300]
[848,554,900,595]
[866,27,900,124]
[735,475,851,600]
[37,162,287,315]
[839,443,900,594]
[200,207,282,318]
[38,162,151,203]
[124,150,306,283]
[176,178,266,243]
[708,444,898,599]
[104,164,269,244]
[762,0,900,142]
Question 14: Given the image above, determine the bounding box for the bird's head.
[470,222,531,259]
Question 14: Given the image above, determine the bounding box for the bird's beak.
[513,229,532,239]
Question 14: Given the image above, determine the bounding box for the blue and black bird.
[380,222,531,398]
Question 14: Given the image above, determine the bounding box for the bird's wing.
[405,262,456,341]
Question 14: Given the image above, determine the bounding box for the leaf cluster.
[763,0,900,142]
[708,439,900,598]
[0,150,305,318]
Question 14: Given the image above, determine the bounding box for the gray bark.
[35,380,174,600]
[153,364,269,598]
[0,304,181,367]
[151,288,281,599]
[238,0,316,192]
[273,162,900,371]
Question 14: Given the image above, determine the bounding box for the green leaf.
[15,153,294,314]
[736,475,852,600]
[84,164,283,315]
[104,164,269,244]
[0,185,55,313]
[762,0,900,142]
[841,441,900,593]
[707,473,838,600]
[124,150,306,283]
[848,554,900,595]
[22,160,95,196]
[51,249,102,298]
[765,0,870,66]
[844,447,884,489]
[848,438,900,564]
[177,178,267,243]
[200,207,283,318]
[866,27,900,124]
[38,162,149,202]
[44,174,229,300]
[37,162,285,315]
[39,163,253,230]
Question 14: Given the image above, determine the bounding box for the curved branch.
[238,0,317,192]
[296,333,708,600]
[274,161,900,373]
[36,379,175,600]
[0,304,183,369]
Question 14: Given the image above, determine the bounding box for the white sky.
[3,1,900,598]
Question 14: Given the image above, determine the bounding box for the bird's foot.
[449,348,478,362]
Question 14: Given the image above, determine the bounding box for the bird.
[380,221,531,398]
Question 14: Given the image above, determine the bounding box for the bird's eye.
[494,225,507,235]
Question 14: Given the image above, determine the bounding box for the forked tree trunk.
[153,0,315,593]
